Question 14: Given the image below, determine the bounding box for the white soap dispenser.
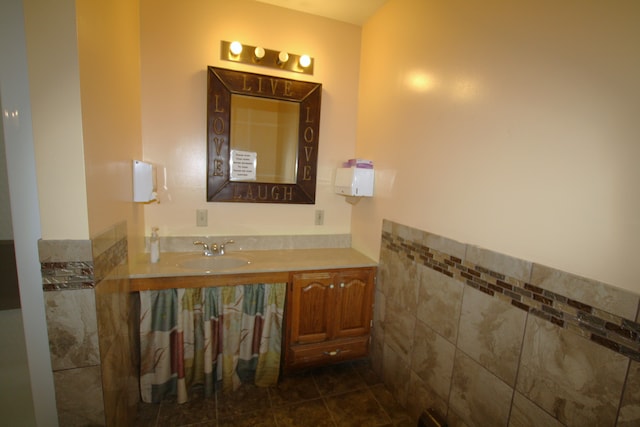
[150,227,160,263]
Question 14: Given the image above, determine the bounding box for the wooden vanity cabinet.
[284,267,375,371]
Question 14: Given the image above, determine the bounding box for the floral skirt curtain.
[139,283,286,404]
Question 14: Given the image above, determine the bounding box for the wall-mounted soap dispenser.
[335,163,374,197]
[133,160,158,203]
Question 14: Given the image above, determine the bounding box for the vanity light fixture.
[220,40,314,75]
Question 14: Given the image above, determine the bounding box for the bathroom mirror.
[207,67,322,203]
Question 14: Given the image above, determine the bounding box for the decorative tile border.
[40,222,128,291]
[41,260,95,290]
[93,237,127,284]
[381,230,640,362]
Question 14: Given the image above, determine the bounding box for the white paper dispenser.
[133,160,158,202]
[335,167,374,197]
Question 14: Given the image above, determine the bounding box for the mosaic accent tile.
[92,221,127,258]
[380,226,640,362]
[41,260,95,290]
[93,237,127,284]
[40,234,127,290]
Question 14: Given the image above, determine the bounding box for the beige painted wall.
[76,0,145,254]
[353,0,640,293]
[24,0,145,250]
[24,0,89,240]
[139,0,361,237]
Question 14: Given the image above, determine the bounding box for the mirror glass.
[230,95,299,184]
[207,67,322,204]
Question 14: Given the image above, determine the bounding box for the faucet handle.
[193,240,209,250]
[219,239,234,255]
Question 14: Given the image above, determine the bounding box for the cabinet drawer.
[286,336,370,371]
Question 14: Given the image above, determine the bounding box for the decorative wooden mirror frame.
[206,67,322,203]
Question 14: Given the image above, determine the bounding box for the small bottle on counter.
[150,227,160,263]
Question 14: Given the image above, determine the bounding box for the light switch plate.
[315,209,324,225]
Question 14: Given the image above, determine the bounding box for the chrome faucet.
[193,240,213,256]
[193,239,234,256]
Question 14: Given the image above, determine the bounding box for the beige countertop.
[129,248,377,281]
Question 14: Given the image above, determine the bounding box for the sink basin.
[176,255,249,271]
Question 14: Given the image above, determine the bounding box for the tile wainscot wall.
[373,220,639,427]
[39,232,351,426]
[40,221,137,426]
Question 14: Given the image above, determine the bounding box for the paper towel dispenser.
[133,160,158,203]
[335,167,374,197]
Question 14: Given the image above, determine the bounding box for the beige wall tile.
[517,316,628,426]
[449,350,513,427]
[465,245,532,282]
[530,263,639,320]
[405,372,449,422]
[617,360,640,426]
[423,233,467,261]
[371,288,386,375]
[378,246,420,315]
[381,343,411,406]
[38,239,92,262]
[44,289,100,370]
[383,301,416,361]
[53,366,105,426]
[410,319,455,401]
[457,286,527,387]
[509,392,564,427]
[417,266,464,343]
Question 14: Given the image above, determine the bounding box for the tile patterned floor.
[136,360,415,427]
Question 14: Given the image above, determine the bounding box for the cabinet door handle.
[340,282,345,288]
[323,349,342,356]
[329,284,334,289]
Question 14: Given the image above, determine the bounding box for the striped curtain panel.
[139,283,286,403]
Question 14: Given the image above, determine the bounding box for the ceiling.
[253,0,387,26]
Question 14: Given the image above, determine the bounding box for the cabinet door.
[289,272,336,344]
[334,268,374,339]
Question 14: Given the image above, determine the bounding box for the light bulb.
[278,51,289,64]
[299,55,311,68]
[254,46,265,60]
[229,41,243,56]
